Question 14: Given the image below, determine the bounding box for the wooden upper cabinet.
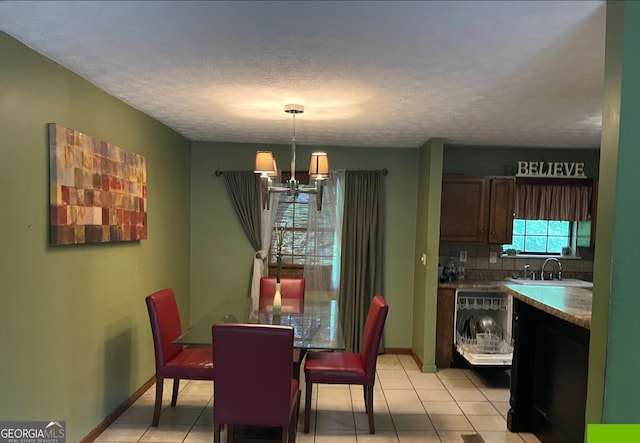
[440,176,488,243]
[440,175,515,244]
[488,177,515,244]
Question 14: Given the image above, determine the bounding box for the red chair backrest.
[146,288,184,371]
[213,323,296,427]
[360,294,389,383]
[259,277,305,300]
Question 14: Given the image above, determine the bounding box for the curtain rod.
[215,168,389,177]
[516,177,592,186]
[214,170,252,176]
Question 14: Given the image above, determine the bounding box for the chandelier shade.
[267,158,279,178]
[253,104,329,211]
[309,152,329,179]
[254,151,275,175]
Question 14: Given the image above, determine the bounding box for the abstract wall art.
[49,123,147,245]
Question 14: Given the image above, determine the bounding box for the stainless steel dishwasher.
[454,289,513,366]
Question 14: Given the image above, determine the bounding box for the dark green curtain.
[339,170,385,352]
[222,171,261,251]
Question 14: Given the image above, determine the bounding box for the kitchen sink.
[505,277,593,288]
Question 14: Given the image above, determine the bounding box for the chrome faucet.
[541,257,562,281]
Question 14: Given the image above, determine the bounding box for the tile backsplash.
[439,243,594,282]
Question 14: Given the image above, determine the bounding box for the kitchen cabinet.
[508,298,589,443]
[488,178,516,244]
[435,288,455,368]
[440,176,488,243]
[440,176,515,244]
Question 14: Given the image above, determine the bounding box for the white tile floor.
[94,354,542,443]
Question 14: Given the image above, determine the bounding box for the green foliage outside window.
[504,219,570,254]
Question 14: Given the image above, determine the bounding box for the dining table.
[173,296,345,352]
[174,296,345,441]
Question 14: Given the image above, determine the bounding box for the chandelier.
[254,104,329,211]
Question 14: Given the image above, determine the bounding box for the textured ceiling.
[0,1,606,149]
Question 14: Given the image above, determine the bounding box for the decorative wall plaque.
[49,123,147,245]
[516,160,586,178]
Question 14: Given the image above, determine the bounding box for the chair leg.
[364,384,375,434]
[363,384,368,413]
[213,423,222,443]
[303,381,313,433]
[171,378,180,407]
[226,425,234,443]
[292,348,305,381]
[152,376,163,427]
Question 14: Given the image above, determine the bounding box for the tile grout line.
[99,355,533,443]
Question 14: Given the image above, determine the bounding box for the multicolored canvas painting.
[49,123,147,245]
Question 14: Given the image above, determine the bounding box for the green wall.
[412,139,444,372]
[0,32,191,441]
[589,0,640,424]
[190,142,420,349]
[443,146,600,177]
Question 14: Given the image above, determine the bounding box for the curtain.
[515,184,592,221]
[222,171,261,300]
[253,193,281,309]
[339,170,385,352]
[303,170,345,300]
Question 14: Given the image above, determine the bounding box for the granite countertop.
[438,280,592,330]
[501,284,592,329]
[438,280,509,290]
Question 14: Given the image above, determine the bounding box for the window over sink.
[503,219,571,255]
[505,178,598,255]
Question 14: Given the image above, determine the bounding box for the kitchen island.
[502,283,592,443]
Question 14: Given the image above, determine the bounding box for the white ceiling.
[0,1,606,149]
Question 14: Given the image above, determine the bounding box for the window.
[270,192,309,267]
[576,219,592,248]
[503,219,571,254]
[268,172,336,271]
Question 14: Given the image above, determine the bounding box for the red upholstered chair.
[145,288,214,427]
[259,276,305,300]
[212,323,301,443]
[260,276,306,379]
[303,294,389,434]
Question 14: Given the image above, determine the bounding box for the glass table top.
[174,297,345,351]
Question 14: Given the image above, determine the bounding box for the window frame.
[504,219,574,256]
[268,171,310,271]
[266,171,337,279]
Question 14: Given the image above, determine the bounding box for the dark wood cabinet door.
[440,176,488,243]
[435,288,455,368]
[488,177,515,244]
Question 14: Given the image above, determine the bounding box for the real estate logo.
[0,421,66,443]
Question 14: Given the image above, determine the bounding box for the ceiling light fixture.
[254,104,329,211]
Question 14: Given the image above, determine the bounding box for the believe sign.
[516,161,586,178]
